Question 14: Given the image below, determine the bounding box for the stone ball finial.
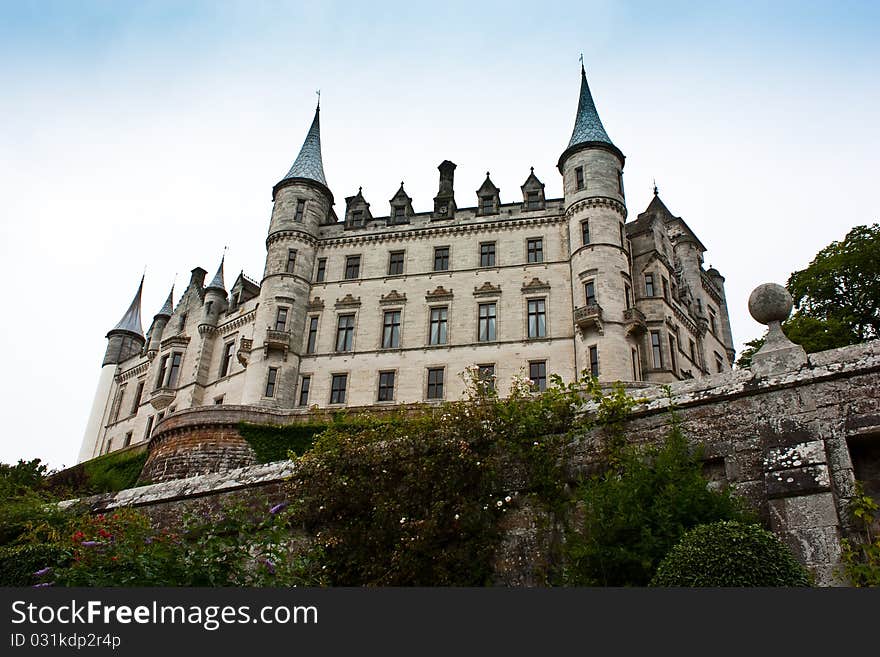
[748,283,793,326]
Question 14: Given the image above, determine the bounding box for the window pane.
[383,311,401,348]
[298,376,311,406]
[429,307,448,345]
[316,259,326,282]
[330,374,347,403]
[434,247,449,271]
[307,317,319,353]
[529,361,546,391]
[478,303,496,341]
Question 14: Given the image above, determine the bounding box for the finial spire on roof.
[653,179,659,196]
[156,284,174,318]
[207,249,226,291]
[279,104,328,188]
[566,58,614,150]
[111,275,145,337]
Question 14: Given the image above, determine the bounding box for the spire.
[207,252,226,291]
[110,275,144,337]
[567,63,614,149]
[280,104,328,189]
[155,285,174,318]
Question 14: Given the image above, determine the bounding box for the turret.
[146,285,174,357]
[559,63,633,382]
[79,276,146,462]
[242,102,332,407]
[202,255,229,327]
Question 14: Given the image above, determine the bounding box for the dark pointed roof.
[155,285,174,318]
[643,188,674,219]
[110,276,144,337]
[477,172,499,195]
[521,166,544,190]
[207,255,226,292]
[390,181,411,203]
[281,105,327,187]
[558,64,624,169]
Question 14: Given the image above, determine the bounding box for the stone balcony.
[573,303,603,333]
[150,386,177,410]
[264,328,291,360]
[623,307,647,335]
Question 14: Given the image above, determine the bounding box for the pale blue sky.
[1,1,878,468]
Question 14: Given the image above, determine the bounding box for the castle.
[79,65,736,463]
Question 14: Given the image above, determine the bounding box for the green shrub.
[0,543,67,586]
[839,482,880,587]
[650,521,811,587]
[238,422,328,463]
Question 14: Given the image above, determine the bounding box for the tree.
[737,223,880,368]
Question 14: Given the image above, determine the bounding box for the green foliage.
[650,521,812,587]
[562,404,747,586]
[0,459,50,497]
[0,544,67,586]
[738,223,880,367]
[840,482,880,587]
[238,422,326,463]
[82,450,148,493]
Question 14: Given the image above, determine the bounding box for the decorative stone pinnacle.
[748,283,807,375]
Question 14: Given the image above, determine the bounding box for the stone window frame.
[668,334,678,375]
[575,166,585,191]
[644,272,655,297]
[123,431,133,448]
[335,313,357,353]
[583,279,597,306]
[166,351,183,388]
[526,237,544,264]
[617,169,624,196]
[377,369,397,403]
[219,340,235,378]
[344,254,362,280]
[526,296,548,339]
[294,198,306,222]
[425,366,446,400]
[264,366,279,398]
[479,241,497,268]
[315,257,327,283]
[650,331,664,369]
[130,379,145,416]
[631,347,641,381]
[381,307,403,350]
[433,245,451,272]
[305,315,320,354]
[286,249,297,274]
[298,374,312,407]
[144,415,154,442]
[714,351,724,373]
[581,219,590,246]
[388,250,405,276]
[329,372,349,405]
[589,344,599,378]
[110,383,127,423]
[476,363,496,392]
[689,338,698,366]
[525,191,542,211]
[274,306,290,332]
[708,306,718,335]
[477,301,498,342]
[528,360,547,391]
[213,395,224,405]
[428,305,449,346]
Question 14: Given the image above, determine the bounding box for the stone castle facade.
[79,66,736,463]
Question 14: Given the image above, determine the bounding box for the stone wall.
[73,339,880,586]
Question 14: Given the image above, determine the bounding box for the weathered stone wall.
[72,339,880,586]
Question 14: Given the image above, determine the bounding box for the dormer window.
[351,210,363,225]
[393,206,405,220]
[526,191,541,210]
[481,196,494,213]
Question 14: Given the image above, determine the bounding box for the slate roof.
[280,106,328,188]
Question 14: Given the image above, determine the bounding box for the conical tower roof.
[279,105,328,189]
[155,285,174,318]
[558,63,624,169]
[206,255,226,292]
[109,276,144,337]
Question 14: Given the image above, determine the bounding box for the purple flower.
[33,567,53,577]
[32,582,54,588]
[264,559,276,575]
[81,541,101,547]
[269,502,288,515]
[144,537,153,545]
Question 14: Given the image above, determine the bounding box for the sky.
[1,1,878,469]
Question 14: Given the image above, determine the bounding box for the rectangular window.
[123,431,133,448]
[696,298,703,313]
[632,348,640,381]
[645,273,655,297]
[669,336,678,373]
[581,220,590,246]
[220,341,235,377]
[527,238,543,263]
[529,361,547,391]
[179,313,187,331]
[388,251,405,275]
[426,368,444,399]
[584,281,596,306]
[477,364,495,391]
[131,380,145,415]
[330,374,347,404]
[298,375,311,406]
[393,205,405,220]
[429,307,448,345]
[144,415,154,441]
[481,196,494,213]
[265,367,278,397]
[526,191,540,209]
[651,331,663,368]
[275,307,289,332]
[709,308,718,335]
[286,249,297,274]
[617,170,624,195]
[715,353,724,373]
[214,395,224,405]
[378,371,396,402]
[689,339,697,364]
[350,209,363,225]
[156,355,169,389]
[344,255,361,280]
[433,246,450,271]
[306,316,319,354]
[480,242,496,267]
[527,299,547,338]
[167,352,182,387]
[575,166,584,190]
[478,303,497,342]
[625,283,632,309]
[382,310,401,348]
[111,384,126,422]
[336,314,355,352]
[662,277,669,301]
[619,223,626,248]
[294,199,305,222]
[315,258,326,282]
[105,438,112,454]
[589,345,599,378]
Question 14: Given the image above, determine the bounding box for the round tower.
[146,285,174,358]
[558,64,634,383]
[241,104,332,407]
[78,277,146,462]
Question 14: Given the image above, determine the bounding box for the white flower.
[454,514,460,520]
[504,496,511,503]
[496,500,503,507]
[400,517,406,524]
